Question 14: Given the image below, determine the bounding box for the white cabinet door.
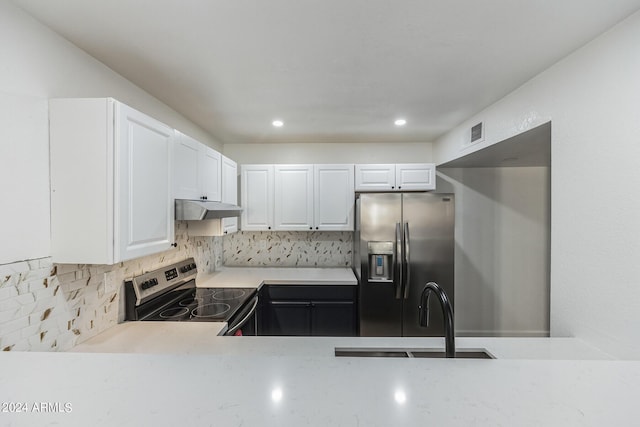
[116,102,174,262]
[49,98,174,264]
[201,146,221,201]
[172,132,201,200]
[274,165,314,230]
[221,155,238,234]
[173,132,222,201]
[395,163,436,191]
[356,163,437,191]
[355,164,396,191]
[314,164,354,231]
[241,165,274,230]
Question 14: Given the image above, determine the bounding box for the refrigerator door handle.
[403,222,411,299]
[395,222,403,299]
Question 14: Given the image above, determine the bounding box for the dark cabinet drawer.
[264,285,356,301]
[258,285,357,336]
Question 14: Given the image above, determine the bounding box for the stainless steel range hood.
[175,199,243,220]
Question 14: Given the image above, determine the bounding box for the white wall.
[438,168,550,337]
[0,0,222,264]
[224,141,433,165]
[435,11,640,358]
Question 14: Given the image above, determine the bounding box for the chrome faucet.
[419,282,455,358]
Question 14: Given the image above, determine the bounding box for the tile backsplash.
[0,222,221,352]
[1,225,354,352]
[223,231,353,267]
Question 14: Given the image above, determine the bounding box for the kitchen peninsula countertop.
[196,266,358,288]
[39,268,637,425]
[70,321,611,360]
[2,333,637,426]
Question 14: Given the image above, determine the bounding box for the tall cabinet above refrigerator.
[354,192,454,337]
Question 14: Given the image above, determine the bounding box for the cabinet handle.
[315,227,319,230]
[171,243,177,248]
[391,186,395,189]
[398,186,401,189]
[309,227,312,230]
[268,226,271,230]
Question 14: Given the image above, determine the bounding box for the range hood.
[175,199,243,220]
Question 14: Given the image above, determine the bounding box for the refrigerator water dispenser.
[367,241,394,281]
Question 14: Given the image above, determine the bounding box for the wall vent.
[470,122,483,143]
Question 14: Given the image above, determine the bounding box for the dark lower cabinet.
[265,301,312,336]
[258,285,357,336]
[310,301,356,336]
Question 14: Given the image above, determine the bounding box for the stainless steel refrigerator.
[354,192,454,337]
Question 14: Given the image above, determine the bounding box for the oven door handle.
[225,296,259,336]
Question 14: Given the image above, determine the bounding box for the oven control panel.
[127,258,199,306]
[180,262,197,274]
[164,268,178,281]
[140,278,159,290]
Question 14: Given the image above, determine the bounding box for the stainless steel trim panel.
[128,258,198,306]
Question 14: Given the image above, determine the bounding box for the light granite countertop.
[70,321,613,360]
[196,266,357,288]
[2,332,638,426]
[16,267,632,426]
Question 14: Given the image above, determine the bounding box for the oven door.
[225,294,258,336]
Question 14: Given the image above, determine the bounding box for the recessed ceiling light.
[394,119,407,126]
[272,120,284,127]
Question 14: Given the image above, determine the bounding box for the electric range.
[124,258,258,335]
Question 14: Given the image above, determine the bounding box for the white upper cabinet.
[355,163,436,191]
[172,132,201,200]
[241,164,355,232]
[274,165,314,230]
[395,163,435,191]
[201,146,222,201]
[314,164,354,231]
[173,132,221,202]
[221,155,239,234]
[184,154,239,237]
[241,165,274,231]
[355,164,396,191]
[49,98,175,264]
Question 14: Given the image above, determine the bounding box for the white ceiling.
[11,0,640,145]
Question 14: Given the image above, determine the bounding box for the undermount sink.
[334,347,495,359]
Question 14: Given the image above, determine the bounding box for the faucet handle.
[418,291,431,327]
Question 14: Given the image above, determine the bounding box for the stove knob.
[141,281,149,290]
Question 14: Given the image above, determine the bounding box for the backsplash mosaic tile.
[223,231,353,267]
[0,221,221,352]
[1,225,352,352]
